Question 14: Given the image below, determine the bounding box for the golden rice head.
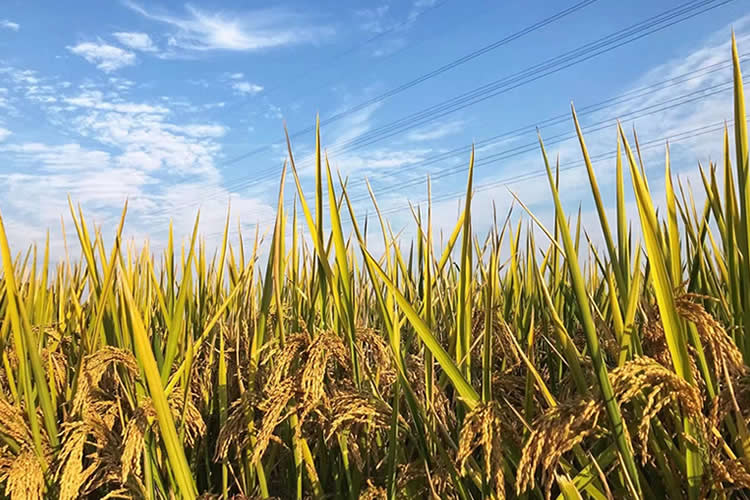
[251,376,296,465]
[0,446,12,475]
[122,392,205,483]
[267,332,309,389]
[675,294,746,380]
[214,393,252,462]
[396,459,457,499]
[457,401,505,499]
[4,451,45,500]
[167,390,206,448]
[640,305,705,394]
[120,399,156,483]
[611,357,705,463]
[492,371,536,427]
[707,456,750,495]
[0,396,35,450]
[355,326,395,393]
[100,486,142,500]
[73,346,139,416]
[55,421,100,500]
[299,331,351,421]
[404,354,455,429]
[516,398,604,498]
[324,389,391,442]
[358,480,386,500]
[712,373,750,444]
[640,304,674,369]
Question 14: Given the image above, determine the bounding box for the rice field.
[2,35,750,500]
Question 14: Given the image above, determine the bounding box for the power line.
[252,0,486,111]
[201,119,731,241]
[340,78,738,206]
[221,0,598,166]
[196,45,742,232]
[69,50,745,206]
[161,0,601,208]
[222,0,453,102]
[163,0,730,217]
[290,0,601,138]
[200,75,739,239]
[310,0,730,158]
[71,48,744,223]
[358,120,732,223]
[297,82,738,225]
[250,0,727,173]
[317,54,746,204]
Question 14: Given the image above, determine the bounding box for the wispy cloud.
[162,123,227,138]
[355,0,434,34]
[124,1,334,53]
[63,89,168,114]
[68,42,137,72]
[0,66,274,257]
[406,120,463,142]
[0,127,10,141]
[231,80,263,95]
[408,0,438,24]
[0,66,39,85]
[371,38,407,58]
[355,5,391,34]
[354,0,437,56]
[0,20,19,31]
[434,16,750,250]
[0,142,111,171]
[113,32,158,52]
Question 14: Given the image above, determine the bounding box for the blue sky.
[0,0,749,258]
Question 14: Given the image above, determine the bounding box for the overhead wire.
[199,75,740,239]
[156,0,730,220]
[354,119,733,223]
[158,0,603,209]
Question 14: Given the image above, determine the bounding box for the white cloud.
[203,101,226,110]
[68,42,137,72]
[0,75,274,258]
[372,37,407,58]
[0,66,38,85]
[68,111,219,176]
[406,121,463,142]
[0,142,111,171]
[124,1,334,52]
[231,81,263,95]
[329,148,433,178]
[163,123,228,138]
[356,5,390,34]
[408,0,437,23]
[0,127,10,141]
[291,17,750,250]
[228,72,244,80]
[0,20,19,31]
[113,32,158,52]
[264,101,283,119]
[435,17,750,248]
[64,90,168,114]
[356,0,435,37]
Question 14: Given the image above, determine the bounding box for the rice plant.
[1,35,750,499]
